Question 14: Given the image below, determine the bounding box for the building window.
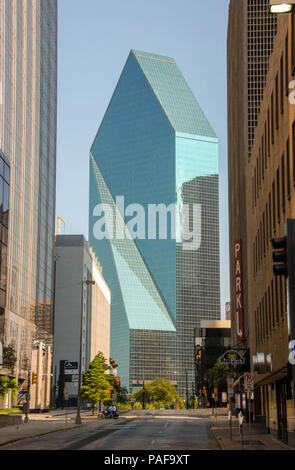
[269,193,272,240]
[263,212,266,256]
[292,13,295,75]
[268,286,271,334]
[275,74,279,130]
[275,276,279,324]
[271,279,275,329]
[286,33,289,95]
[281,55,284,114]
[264,126,267,170]
[277,168,280,224]
[287,138,291,199]
[254,166,257,203]
[271,93,274,144]
[266,202,269,249]
[272,181,276,233]
[282,154,286,213]
[268,109,271,156]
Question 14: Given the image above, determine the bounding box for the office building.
[228,1,295,445]
[0,0,58,402]
[227,0,277,351]
[53,235,111,404]
[89,49,220,396]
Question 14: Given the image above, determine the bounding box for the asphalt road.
[0,411,220,451]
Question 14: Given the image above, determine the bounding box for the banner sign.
[219,350,246,365]
[235,241,245,341]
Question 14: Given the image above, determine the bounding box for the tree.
[2,345,17,375]
[117,385,129,404]
[0,377,18,401]
[206,361,231,392]
[80,352,113,415]
[133,378,179,405]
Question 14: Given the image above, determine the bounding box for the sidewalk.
[0,409,131,448]
[209,416,293,451]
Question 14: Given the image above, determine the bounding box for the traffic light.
[272,237,288,277]
[114,377,120,389]
[31,372,37,384]
[110,358,118,369]
[195,347,202,363]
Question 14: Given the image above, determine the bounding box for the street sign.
[64,361,78,375]
[220,350,246,365]
[244,373,254,392]
[289,340,295,365]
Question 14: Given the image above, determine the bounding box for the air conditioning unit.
[253,353,273,374]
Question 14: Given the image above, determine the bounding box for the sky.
[56,0,231,317]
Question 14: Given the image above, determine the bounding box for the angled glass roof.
[131,49,217,138]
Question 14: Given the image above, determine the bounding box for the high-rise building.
[53,235,111,406]
[227,0,277,349]
[228,1,295,446]
[0,0,57,388]
[89,50,220,396]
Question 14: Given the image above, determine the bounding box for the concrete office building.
[228,1,295,445]
[245,12,295,446]
[89,49,220,397]
[53,235,111,403]
[228,0,277,349]
[0,0,58,405]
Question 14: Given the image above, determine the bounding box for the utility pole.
[185,370,189,410]
[75,279,95,425]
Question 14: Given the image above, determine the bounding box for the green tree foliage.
[0,377,18,400]
[133,378,179,405]
[206,361,231,391]
[117,385,129,404]
[80,352,113,415]
[2,345,17,375]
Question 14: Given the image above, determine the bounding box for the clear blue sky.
[56,0,230,316]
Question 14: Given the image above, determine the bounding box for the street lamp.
[270,0,295,13]
[75,279,95,425]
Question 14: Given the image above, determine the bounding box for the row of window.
[253,135,292,278]
[255,276,286,348]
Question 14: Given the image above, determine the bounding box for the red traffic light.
[114,377,120,388]
[142,389,145,393]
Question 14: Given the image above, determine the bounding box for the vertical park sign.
[235,240,244,341]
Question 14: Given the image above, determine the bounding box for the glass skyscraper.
[0,1,57,380]
[89,50,220,396]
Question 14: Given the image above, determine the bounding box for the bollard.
[238,411,244,449]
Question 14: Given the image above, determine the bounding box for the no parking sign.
[244,373,254,392]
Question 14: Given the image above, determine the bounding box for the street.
[0,410,219,451]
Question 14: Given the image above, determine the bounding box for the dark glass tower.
[89,50,220,396]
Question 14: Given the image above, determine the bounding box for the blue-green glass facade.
[89,50,220,395]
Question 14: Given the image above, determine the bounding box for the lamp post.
[75,279,95,425]
[269,0,295,14]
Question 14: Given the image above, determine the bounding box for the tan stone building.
[245,11,295,445]
[228,0,277,350]
[53,235,111,405]
[228,0,295,446]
